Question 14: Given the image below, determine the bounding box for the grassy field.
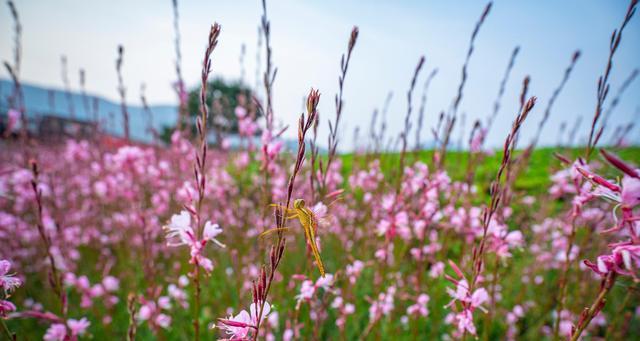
[342,146,640,194]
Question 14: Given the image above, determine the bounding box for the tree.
[162,78,259,144]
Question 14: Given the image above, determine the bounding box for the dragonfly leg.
[259,227,291,239]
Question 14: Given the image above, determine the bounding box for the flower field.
[1,1,640,340]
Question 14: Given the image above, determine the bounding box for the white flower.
[43,323,67,341]
[155,313,171,329]
[137,304,153,321]
[344,303,355,314]
[178,275,189,287]
[315,273,334,289]
[250,302,271,324]
[67,317,90,336]
[164,211,194,247]
[222,309,252,339]
[0,260,21,294]
[158,296,171,310]
[295,280,316,303]
[203,221,225,248]
[102,276,120,292]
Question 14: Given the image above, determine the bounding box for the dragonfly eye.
[294,199,306,208]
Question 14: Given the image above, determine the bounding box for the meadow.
[1,0,640,340]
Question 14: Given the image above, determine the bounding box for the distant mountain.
[0,79,177,143]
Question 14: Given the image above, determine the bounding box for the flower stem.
[1,318,15,340]
[193,264,201,341]
[569,271,617,341]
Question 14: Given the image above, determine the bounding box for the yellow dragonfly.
[261,199,327,277]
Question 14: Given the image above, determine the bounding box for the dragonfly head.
[293,199,306,209]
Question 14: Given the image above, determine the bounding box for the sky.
[1,0,639,150]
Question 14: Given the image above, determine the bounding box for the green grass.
[340,146,640,196]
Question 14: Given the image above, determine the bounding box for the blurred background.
[1,0,639,150]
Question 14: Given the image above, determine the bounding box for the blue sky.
[1,0,639,149]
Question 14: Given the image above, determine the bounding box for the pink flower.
[445,279,488,312]
[295,274,334,304]
[346,260,365,284]
[344,303,355,314]
[0,300,16,317]
[453,310,476,335]
[315,273,334,289]
[506,305,525,324]
[296,280,316,303]
[178,275,189,287]
[447,279,469,303]
[407,293,430,317]
[266,141,283,159]
[43,323,67,341]
[429,261,445,278]
[155,314,171,329]
[444,261,489,336]
[283,329,294,341]
[135,298,173,331]
[220,310,252,339]
[238,116,258,136]
[218,302,271,340]
[0,260,19,319]
[331,296,344,309]
[102,276,119,292]
[137,304,153,321]
[168,284,188,308]
[376,210,409,239]
[621,176,640,207]
[0,260,21,293]
[576,163,640,236]
[76,276,90,291]
[470,287,489,309]
[203,221,225,248]
[164,211,224,272]
[576,152,640,210]
[584,243,640,279]
[67,317,90,336]
[368,286,396,321]
[164,211,195,247]
[158,296,171,310]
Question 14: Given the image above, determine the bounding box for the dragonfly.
[261,199,327,277]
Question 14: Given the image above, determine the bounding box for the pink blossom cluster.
[444,260,489,336]
[0,259,21,317]
[164,210,225,273]
[576,152,640,279]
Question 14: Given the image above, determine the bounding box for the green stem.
[569,272,617,341]
[1,318,15,340]
[194,264,201,341]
